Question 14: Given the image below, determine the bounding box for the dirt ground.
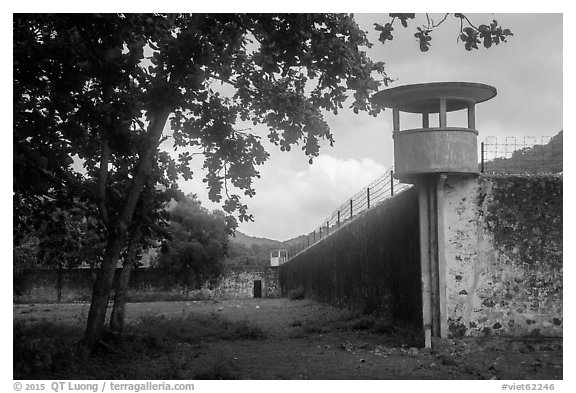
[13,298,563,380]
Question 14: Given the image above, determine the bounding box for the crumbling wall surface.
[214,266,279,299]
[444,175,563,337]
[279,188,422,326]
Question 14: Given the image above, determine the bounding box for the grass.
[288,287,305,300]
[129,312,265,343]
[14,312,265,380]
[193,355,240,380]
[296,308,400,335]
[13,321,86,379]
[125,289,215,303]
[293,309,423,347]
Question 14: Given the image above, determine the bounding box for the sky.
[173,13,564,241]
[4,9,565,243]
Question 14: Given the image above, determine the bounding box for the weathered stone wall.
[278,188,422,326]
[443,175,562,337]
[14,268,97,303]
[277,174,562,339]
[14,265,279,303]
[213,266,279,299]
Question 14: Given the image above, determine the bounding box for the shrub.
[302,321,332,334]
[371,316,396,334]
[14,312,265,379]
[349,315,376,330]
[193,356,240,380]
[13,321,85,379]
[288,287,305,300]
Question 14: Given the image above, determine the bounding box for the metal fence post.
[480,141,485,173]
[367,187,370,209]
[297,138,557,255]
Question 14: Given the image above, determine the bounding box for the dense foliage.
[156,196,230,293]
[483,131,563,175]
[14,204,106,271]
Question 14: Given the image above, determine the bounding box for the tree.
[156,195,230,296]
[13,202,106,301]
[109,180,176,332]
[36,206,106,270]
[13,13,512,348]
[156,195,230,297]
[374,13,512,52]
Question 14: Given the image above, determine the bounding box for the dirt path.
[13,298,562,380]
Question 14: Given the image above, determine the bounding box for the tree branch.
[458,14,479,31]
[118,108,172,234]
[424,13,449,31]
[233,127,254,136]
[432,14,449,29]
[223,162,230,199]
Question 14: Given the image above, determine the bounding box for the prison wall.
[14,265,279,303]
[278,174,562,338]
[443,174,563,337]
[213,265,279,299]
[278,187,422,327]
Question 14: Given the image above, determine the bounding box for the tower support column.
[371,82,498,347]
[418,174,448,347]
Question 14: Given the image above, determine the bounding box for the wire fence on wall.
[288,168,412,258]
[480,134,562,175]
[287,134,562,260]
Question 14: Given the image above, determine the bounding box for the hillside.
[226,231,308,268]
[226,231,281,268]
[229,231,284,249]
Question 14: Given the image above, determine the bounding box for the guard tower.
[270,250,288,267]
[372,82,496,183]
[372,82,497,347]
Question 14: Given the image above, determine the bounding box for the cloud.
[175,131,389,241]
[237,154,387,240]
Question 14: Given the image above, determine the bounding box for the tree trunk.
[57,264,63,303]
[82,231,125,348]
[110,228,142,332]
[82,108,171,349]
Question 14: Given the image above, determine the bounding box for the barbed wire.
[480,135,562,175]
[288,167,412,257]
[287,134,562,260]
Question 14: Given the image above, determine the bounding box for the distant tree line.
[14,195,231,300]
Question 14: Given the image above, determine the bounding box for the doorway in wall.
[253,280,262,298]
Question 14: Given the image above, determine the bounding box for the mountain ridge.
[226,230,307,267]
[230,230,305,249]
